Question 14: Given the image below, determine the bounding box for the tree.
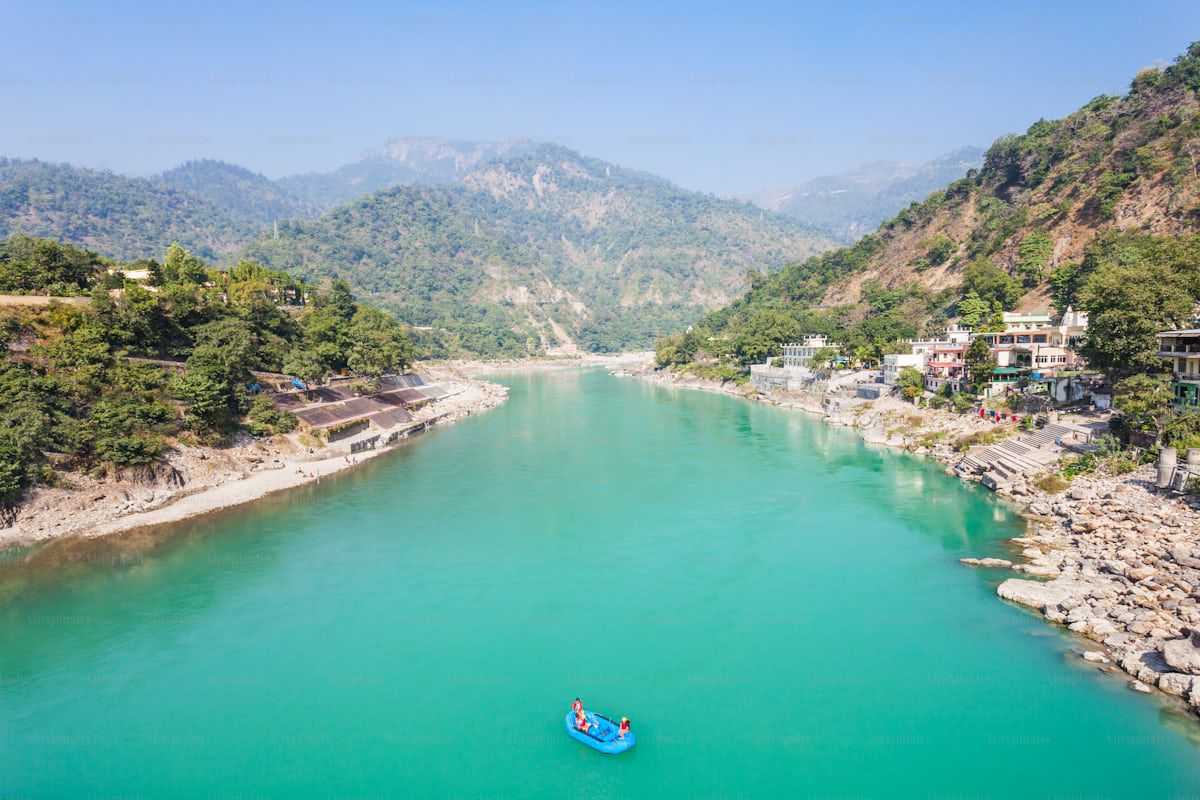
[170,370,231,432]
[895,366,925,402]
[961,259,1022,309]
[348,306,414,377]
[0,443,23,505]
[1081,260,1196,378]
[1016,230,1054,287]
[964,337,995,388]
[920,233,957,266]
[284,347,326,389]
[732,310,802,366]
[161,243,207,285]
[809,346,839,371]
[853,344,878,369]
[1113,374,1174,436]
[655,332,692,367]
[0,236,102,294]
[957,292,990,328]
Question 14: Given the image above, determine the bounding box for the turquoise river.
[3,369,1200,798]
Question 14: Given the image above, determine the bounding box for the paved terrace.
[273,374,455,434]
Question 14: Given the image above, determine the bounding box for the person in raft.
[572,698,591,733]
[618,717,631,739]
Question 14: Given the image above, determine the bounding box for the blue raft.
[564,711,636,754]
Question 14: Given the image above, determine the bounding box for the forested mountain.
[243,144,835,353]
[743,147,984,243]
[0,159,250,262]
[277,138,538,210]
[156,160,318,227]
[662,44,1200,376]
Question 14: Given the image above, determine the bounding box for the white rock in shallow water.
[1158,672,1196,697]
[1082,651,1109,663]
[996,577,1094,612]
[1085,618,1119,640]
[1130,680,1154,694]
[959,557,1013,568]
[1163,632,1200,675]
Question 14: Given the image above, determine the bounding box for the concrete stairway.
[958,423,1082,490]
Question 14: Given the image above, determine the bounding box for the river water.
[2,369,1200,798]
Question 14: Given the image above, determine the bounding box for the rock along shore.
[617,359,1200,719]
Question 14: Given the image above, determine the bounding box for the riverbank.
[619,359,1200,718]
[0,366,508,551]
[433,351,652,378]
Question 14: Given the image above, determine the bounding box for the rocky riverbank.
[989,468,1200,712]
[620,360,1200,719]
[0,367,508,551]
[616,360,996,462]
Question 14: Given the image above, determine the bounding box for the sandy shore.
[1,368,508,551]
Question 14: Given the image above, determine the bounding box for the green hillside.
[0,159,251,262]
[244,144,835,354]
[661,43,1200,375]
[156,160,317,228]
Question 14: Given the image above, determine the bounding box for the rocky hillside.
[277,137,539,210]
[816,50,1200,310]
[660,44,1200,372]
[744,147,984,243]
[244,144,834,352]
[156,160,318,227]
[0,159,251,262]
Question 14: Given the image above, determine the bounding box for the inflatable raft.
[564,711,636,754]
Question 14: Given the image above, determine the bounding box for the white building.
[882,353,926,386]
[749,334,840,393]
[782,335,838,370]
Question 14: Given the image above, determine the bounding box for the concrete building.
[781,335,838,370]
[749,334,841,393]
[1158,329,1200,409]
[975,310,1089,377]
[924,343,967,393]
[882,353,926,386]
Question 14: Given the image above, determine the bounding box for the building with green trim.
[1157,329,1200,409]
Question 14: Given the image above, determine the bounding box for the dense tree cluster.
[0,237,415,507]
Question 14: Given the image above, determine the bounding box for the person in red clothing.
[572,697,590,732]
[618,717,631,739]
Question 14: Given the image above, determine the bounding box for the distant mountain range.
[246,143,834,352]
[0,142,834,354]
[0,158,251,261]
[277,138,539,211]
[156,160,319,228]
[741,147,985,243]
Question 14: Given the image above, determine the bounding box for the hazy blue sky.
[2,0,1198,194]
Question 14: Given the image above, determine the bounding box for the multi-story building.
[975,310,1087,377]
[750,334,840,393]
[781,335,838,370]
[924,343,968,393]
[882,353,926,386]
[1158,329,1200,409]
